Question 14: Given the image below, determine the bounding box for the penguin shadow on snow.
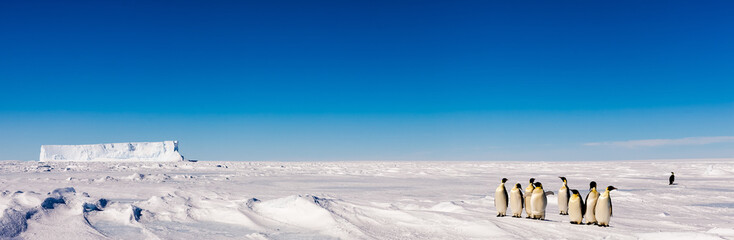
[527,218,557,223]
[495,215,558,223]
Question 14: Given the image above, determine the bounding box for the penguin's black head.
[559,176,567,182]
[671,172,674,175]
[607,186,617,191]
[515,183,522,188]
[501,178,508,183]
[589,181,597,189]
[533,182,542,187]
[570,189,580,195]
[529,178,535,183]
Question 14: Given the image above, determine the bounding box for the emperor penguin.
[524,178,535,218]
[558,176,570,215]
[494,178,509,217]
[595,186,617,227]
[669,172,675,185]
[530,182,548,220]
[510,183,524,218]
[568,189,585,224]
[584,181,600,225]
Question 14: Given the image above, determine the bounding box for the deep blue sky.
[1,1,733,161]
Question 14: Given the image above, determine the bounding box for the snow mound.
[40,141,184,162]
[0,187,119,239]
[252,195,339,231]
[429,201,468,213]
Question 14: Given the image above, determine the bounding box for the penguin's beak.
[609,186,617,191]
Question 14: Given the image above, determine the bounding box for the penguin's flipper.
[610,199,613,217]
[545,191,554,196]
[520,191,524,209]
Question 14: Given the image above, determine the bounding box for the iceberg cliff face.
[39,141,184,162]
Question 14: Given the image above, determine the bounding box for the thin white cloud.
[584,136,734,148]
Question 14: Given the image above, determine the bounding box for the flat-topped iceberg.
[39,141,184,162]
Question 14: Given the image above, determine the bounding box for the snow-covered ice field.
[1,160,733,240]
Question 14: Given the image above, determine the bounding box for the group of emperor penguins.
[493,177,617,227]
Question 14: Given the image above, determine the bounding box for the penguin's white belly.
[558,187,569,213]
[595,195,612,225]
[568,197,583,223]
[585,194,599,223]
[531,191,547,218]
[495,188,508,214]
[524,191,533,216]
[510,189,523,216]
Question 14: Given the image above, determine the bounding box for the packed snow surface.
[39,141,183,162]
[1,160,733,239]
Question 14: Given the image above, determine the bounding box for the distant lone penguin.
[584,181,600,225]
[595,186,617,227]
[568,189,585,224]
[669,172,675,185]
[494,178,509,217]
[558,176,570,215]
[524,178,535,218]
[510,183,524,218]
[530,182,548,220]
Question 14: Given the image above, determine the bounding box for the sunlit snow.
[1,160,732,239]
